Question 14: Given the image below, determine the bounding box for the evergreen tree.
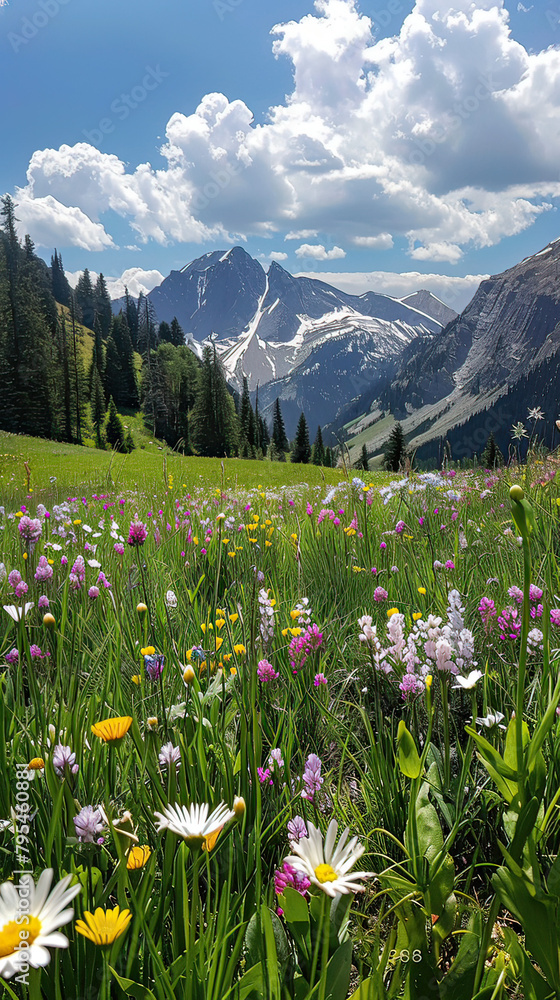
[272,397,289,454]
[481,432,503,468]
[158,321,172,343]
[356,443,369,471]
[325,446,333,468]
[383,423,407,472]
[291,412,311,464]
[259,415,270,452]
[94,273,112,339]
[312,425,325,466]
[190,345,239,457]
[89,316,105,394]
[70,296,84,444]
[170,317,184,347]
[124,288,138,349]
[59,313,72,442]
[105,396,125,450]
[124,427,135,453]
[105,314,138,409]
[239,377,256,455]
[91,366,106,448]
[50,249,71,306]
[75,268,95,329]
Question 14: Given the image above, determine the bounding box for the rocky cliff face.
[381,238,560,419]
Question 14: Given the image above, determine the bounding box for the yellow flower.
[418,587,426,595]
[290,610,302,620]
[213,636,224,651]
[222,653,233,663]
[290,533,298,541]
[126,845,151,870]
[131,675,141,685]
[27,757,45,771]
[425,675,433,689]
[233,796,246,818]
[289,627,302,637]
[230,666,237,676]
[15,511,23,518]
[281,628,289,637]
[233,644,246,657]
[73,519,82,526]
[215,619,226,630]
[147,717,158,730]
[412,612,422,621]
[136,603,148,615]
[222,538,230,545]
[91,716,133,743]
[23,552,28,560]
[47,558,54,565]
[140,646,155,656]
[193,536,199,546]
[265,540,272,547]
[387,608,399,617]
[229,613,239,623]
[228,551,236,558]
[183,666,195,685]
[265,519,272,526]
[201,623,213,633]
[75,906,132,946]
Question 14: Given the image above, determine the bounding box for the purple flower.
[38,595,50,610]
[18,516,42,546]
[69,555,86,590]
[29,645,49,659]
[479,596,496,629]
[61,555,68,566]
[74,805,106,843]
[399,673,424,700]
[287,816,308,843]
[257,659,279,682]
[128,519,148,546]
[158,742,181,771]
[8,570,22,590]
[395,520,405,534]
[507,586,523,604]
[313,673,327,686]
[114,542,125,555]
[15,581,28,599]
[445,560,455,571]
[52,744,79,778]
[301,753,323,803]
[551,609,560,627]
[529,584,544,602]
[274,861,310,903]
[257,767,273,785]
[97,571,111,589]
[374,587,388,602]
[380,541,387,550]
[34,556,53,583]
[5,648,18,664]
[88,586,100,600]
[144,653,165,681]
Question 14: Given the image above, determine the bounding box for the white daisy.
[284,819,373,897]
[3,603,34,622]
[452,670,483,689]
[154,802,235,850]
[0,869,81,979]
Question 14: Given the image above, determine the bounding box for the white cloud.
[66,267,164,299]
[295,243,346,260]
[353,233,394,249]
[258,250,289,263]
[12,0,560,260]
[294,269,488,311]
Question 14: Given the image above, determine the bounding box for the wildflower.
[387,608,399,617]
[314,673,327,686]
[452,669,483,689]
[0,869,81,978]
[18,516,42,547]
[88,586,100,600]
[444,560,455,571]
[233,796,246,818]
[69,555,86,590]
[74,805,107,843]
[43,612,56,628]
[274,862,311,907]
[29,644,48,659]
[4,648,18,664]
[511,422,528,441]
[147,717,158,730]
[75,906,132,946]
[141,646,155,656]
[285,819,373,897]
[479,596,496,629]
[38,595,50,610]
[257,659,279,682]
[476,711,506,730]
[166,590,178,608]
[395,520,405,534]
[3,602,34,622]
[158,742,181,771]
[144,653,165,681]
[527,406,544,421]
[126,845,151,869]
[154,801,235,850]
[301,753,323,803]
[14,580,28,600]
[114,542,125,555]
[34,556,53,583]
[8,570,22,590]
[52,744,79,778]
[418,587,426,595]
[233,644,246,657]
[128,519,148,546]
[136,603,147,615]
[183,665,195,685]
[287,815,308,843]
[91,716,133,743]
[27,757,45,771]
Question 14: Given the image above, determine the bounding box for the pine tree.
[89,316,105,394]
[325,446,333,468]
[239,377,256,455]
[91,367,106,448]
[124,288,138,349]
[272,398,289,454]
[94,273,112,339]
[356,443,369,471]
[312,425,325,466]
[190,345,239,457]
[170,317,184,347]
[75,268,95,329]
[105,396,125,450]
[383,423,407,472]
[70,295,84,444]
[106,314,138,409]
[481,432,503,468]
[50,249,71,306]
[291,412,311,464]
[158,321,172,343]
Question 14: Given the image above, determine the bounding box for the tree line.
[0,196,337,464]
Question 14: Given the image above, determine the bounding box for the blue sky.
[1,0,559,310]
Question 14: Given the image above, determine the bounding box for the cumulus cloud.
[295,243,346,260]
[258,250,289,263]
[66,267,164,299]
[12,0,560,260]
[295,269,488,311]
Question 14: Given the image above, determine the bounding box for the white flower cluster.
[258,588,276,646]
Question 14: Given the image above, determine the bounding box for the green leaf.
[236,963,264,1000]
[397,721,422,779]
[109,968,157,1000]
[439,910,482,1000]
[465,727,518,780]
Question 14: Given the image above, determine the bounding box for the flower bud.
[233,796,246,819]
[136,602,148,615]
[509,485,524,502]
[43,613,56,629]
[183,666,195,686]
[147,717,158,731]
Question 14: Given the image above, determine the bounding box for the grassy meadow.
[1,435,560,998]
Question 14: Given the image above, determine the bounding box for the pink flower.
[313,673,327,686]
[113,542,125,555]
[88,586,100,600]
[373,587,388,602]
[127,519,148,546]
[15,581,28,599]
[34,555,53,583]
[257,659,279,682]
[395,520,405,534]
